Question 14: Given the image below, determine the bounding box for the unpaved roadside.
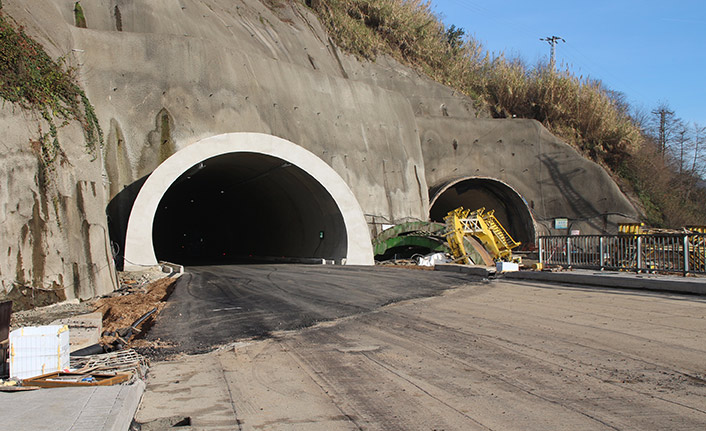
[136,280,706,430]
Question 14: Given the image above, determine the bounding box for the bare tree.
[674,121,690,174]
[650,102,678,159]
[631,105,651,130]
[693,123,706,177]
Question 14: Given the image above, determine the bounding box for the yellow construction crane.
[444,207,521,264]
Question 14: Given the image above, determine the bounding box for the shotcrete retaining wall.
[420,117,640,237]
[0,0,640,303]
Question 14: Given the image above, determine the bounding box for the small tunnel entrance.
[152,152,347,265]
[429,178,535,247]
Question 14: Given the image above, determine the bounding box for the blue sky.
[431,0,706,128]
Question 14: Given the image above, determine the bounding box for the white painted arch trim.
[123,133,374,269]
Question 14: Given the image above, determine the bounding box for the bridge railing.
[538,233,706,274]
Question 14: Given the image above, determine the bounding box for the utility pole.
[652,105,675,159]
[540,35,565,70]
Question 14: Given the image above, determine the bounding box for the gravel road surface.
[136,267,706,430]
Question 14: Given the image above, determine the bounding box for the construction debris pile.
[71,348,149,382]
[1,268,179,392]
[95,276,177,351]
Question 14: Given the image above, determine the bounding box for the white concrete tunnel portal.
[123,133,374,269]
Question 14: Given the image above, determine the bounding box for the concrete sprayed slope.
[9,0,434,222]
[0,0,436,293]
[0,104,117,302]
[421,118,640,235]
[0,0,641,301]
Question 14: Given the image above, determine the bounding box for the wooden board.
[22,371,130,388]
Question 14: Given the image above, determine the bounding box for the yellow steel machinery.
[618,223,645,235]
[444,207,521,263]
[687,226,706,272]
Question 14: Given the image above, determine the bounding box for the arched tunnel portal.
[120,133,373,269]
[429,177,536,248]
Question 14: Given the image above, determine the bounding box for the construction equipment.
[371,206,520,266]
[372,221,491,265]
[618,223,644,235]
[444,207,521,263]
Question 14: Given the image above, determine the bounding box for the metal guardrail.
[539,233,706,274]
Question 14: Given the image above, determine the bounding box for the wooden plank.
[22,371,130,388]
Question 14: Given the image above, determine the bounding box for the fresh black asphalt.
[142,264,478,357]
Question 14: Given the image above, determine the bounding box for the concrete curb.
[159,261,185,275]
[435,263,493,278]
[105,380,146,431]
[71,380,146,431]
[502,270,706,295]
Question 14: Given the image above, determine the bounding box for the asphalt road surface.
[137,267,706,430]
[143,264,475,357]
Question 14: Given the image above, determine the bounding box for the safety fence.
[538,233,706,274]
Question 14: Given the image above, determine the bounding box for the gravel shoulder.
[136,277,706,430]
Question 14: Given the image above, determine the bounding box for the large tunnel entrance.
[153,152,346,265]
[429,177,536,248]
[121,133,373,269]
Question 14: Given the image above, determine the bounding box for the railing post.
[566,236,571,266]
[636,236,642,272]
[599,236,605,270]
[539,237,544,265]
[684,234,690,275]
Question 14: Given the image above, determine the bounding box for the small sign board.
[554,218,569,229]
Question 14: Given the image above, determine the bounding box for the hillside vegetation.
[308,0,706,227]
[0,9,102,181]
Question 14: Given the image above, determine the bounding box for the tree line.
[625,101,706,227]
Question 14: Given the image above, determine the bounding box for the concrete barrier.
[503,270,706,295]
[435,263,493,278]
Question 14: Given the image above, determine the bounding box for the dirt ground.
[136,279,706,430]
[94,277,176,334]
[9,267,176,350]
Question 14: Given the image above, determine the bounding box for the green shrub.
[0,11,102,177]
[74,2,87,28]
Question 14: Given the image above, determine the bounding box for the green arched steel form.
[374,235,449,257]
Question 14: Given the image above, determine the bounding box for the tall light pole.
[540,35,565,70]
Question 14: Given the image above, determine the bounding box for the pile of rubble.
[1,266,180,391]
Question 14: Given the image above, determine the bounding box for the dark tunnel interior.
[152,152,347,265]
[429,179,535,247]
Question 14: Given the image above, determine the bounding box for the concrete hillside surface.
[0,0,639,301]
